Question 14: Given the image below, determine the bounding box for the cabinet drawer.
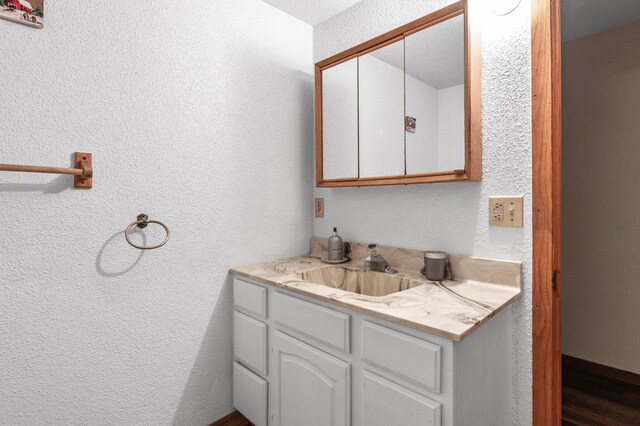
[234,278,267,319]
[272,292,350,353]
[362,321,441,392]
[234,311,268,375]
[233,362,268,426]
[362,371,441,426]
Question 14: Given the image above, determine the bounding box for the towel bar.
[0,152,93,188]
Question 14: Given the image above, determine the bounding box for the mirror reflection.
[405,14,465,174]
[322,58,359,180]
[317,6,476,187]
[358,39,406,178]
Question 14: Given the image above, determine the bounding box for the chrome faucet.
[363,244,398,274]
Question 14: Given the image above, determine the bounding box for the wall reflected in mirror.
[359,39,406,178]
[322,57,359,180]
[405,14,465,175]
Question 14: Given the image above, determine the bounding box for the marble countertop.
[229,239,522,341]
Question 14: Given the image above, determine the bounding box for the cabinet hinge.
[551,270,558,289]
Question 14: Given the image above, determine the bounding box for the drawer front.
[234,278,267,319]
[234,311,268,375]
[362,371,441,426]
[272,292,350,353]
[233,362,268,426]
[362,321,441,392]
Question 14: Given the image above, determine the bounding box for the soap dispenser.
[328,227,344,261]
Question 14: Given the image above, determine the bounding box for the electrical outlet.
[314,198,324,218]
[489,196,523,227]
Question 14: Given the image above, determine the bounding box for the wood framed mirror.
[315,0,481,187]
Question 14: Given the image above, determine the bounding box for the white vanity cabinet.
[232,277,512,426]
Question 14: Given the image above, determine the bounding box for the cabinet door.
[274,331,350,426]
[362,371,441,426]
[405,13,465,175]
[322,57,359,180]
[358,38,406,178]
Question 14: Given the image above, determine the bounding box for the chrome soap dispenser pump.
[328,227,344,261]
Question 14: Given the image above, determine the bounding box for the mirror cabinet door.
[405,13,465,175]
[322,57,359,180]
[358,39,406,178]
[316,2,479,187]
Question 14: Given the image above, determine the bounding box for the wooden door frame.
[531,0,562,424]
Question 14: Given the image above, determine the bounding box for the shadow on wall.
[95,230,147,277]
[0,174,72,193]
[172,276,234,425]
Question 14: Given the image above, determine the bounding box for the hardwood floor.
[210,410,253,426]
[562,356,640,425]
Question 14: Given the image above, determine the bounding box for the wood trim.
[404,9,464,37]
[315,63,324,186]
[315,0,482,188]
[318,173,470,188]
[563,355,640,387]
[320,168,467,186]
[209,410,253,426]
[357,35,404,57]
[466,0,482,181]
[319,53,358,71]
[316,1,465,68]
[531,0,562,424]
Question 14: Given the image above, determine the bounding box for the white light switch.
[489,196,523,227]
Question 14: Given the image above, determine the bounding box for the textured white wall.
[0,1,313,424]
[313,1,533,424]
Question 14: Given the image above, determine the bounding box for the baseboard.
[562,354,640,387]
[209,410,252,426]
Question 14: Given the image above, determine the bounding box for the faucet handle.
[363,255,372,271]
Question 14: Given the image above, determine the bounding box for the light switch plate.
[489,196,524,227]
[314,198,324,218]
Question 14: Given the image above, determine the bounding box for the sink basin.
[295,265,423,297]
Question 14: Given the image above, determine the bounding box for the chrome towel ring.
[125,214,170,250]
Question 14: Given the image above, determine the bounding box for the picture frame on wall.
[0,0,43,29]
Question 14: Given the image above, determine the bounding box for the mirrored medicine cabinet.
[315,0,481,187]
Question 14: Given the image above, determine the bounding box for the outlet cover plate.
[489,196,524,227]
[314,198,324,218]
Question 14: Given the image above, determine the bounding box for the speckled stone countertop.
[230,238,521,341]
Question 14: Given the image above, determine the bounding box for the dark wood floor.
[562,356,640,425]
[210,410,253,426]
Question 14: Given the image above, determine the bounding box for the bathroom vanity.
[229,239,521,426]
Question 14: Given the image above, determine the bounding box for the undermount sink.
[295,265,423,297]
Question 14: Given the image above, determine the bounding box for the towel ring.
[125,214,170,250]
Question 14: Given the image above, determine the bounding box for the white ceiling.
[371,14,464,89]
[262,0,364,25]
[562,0,640,42]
